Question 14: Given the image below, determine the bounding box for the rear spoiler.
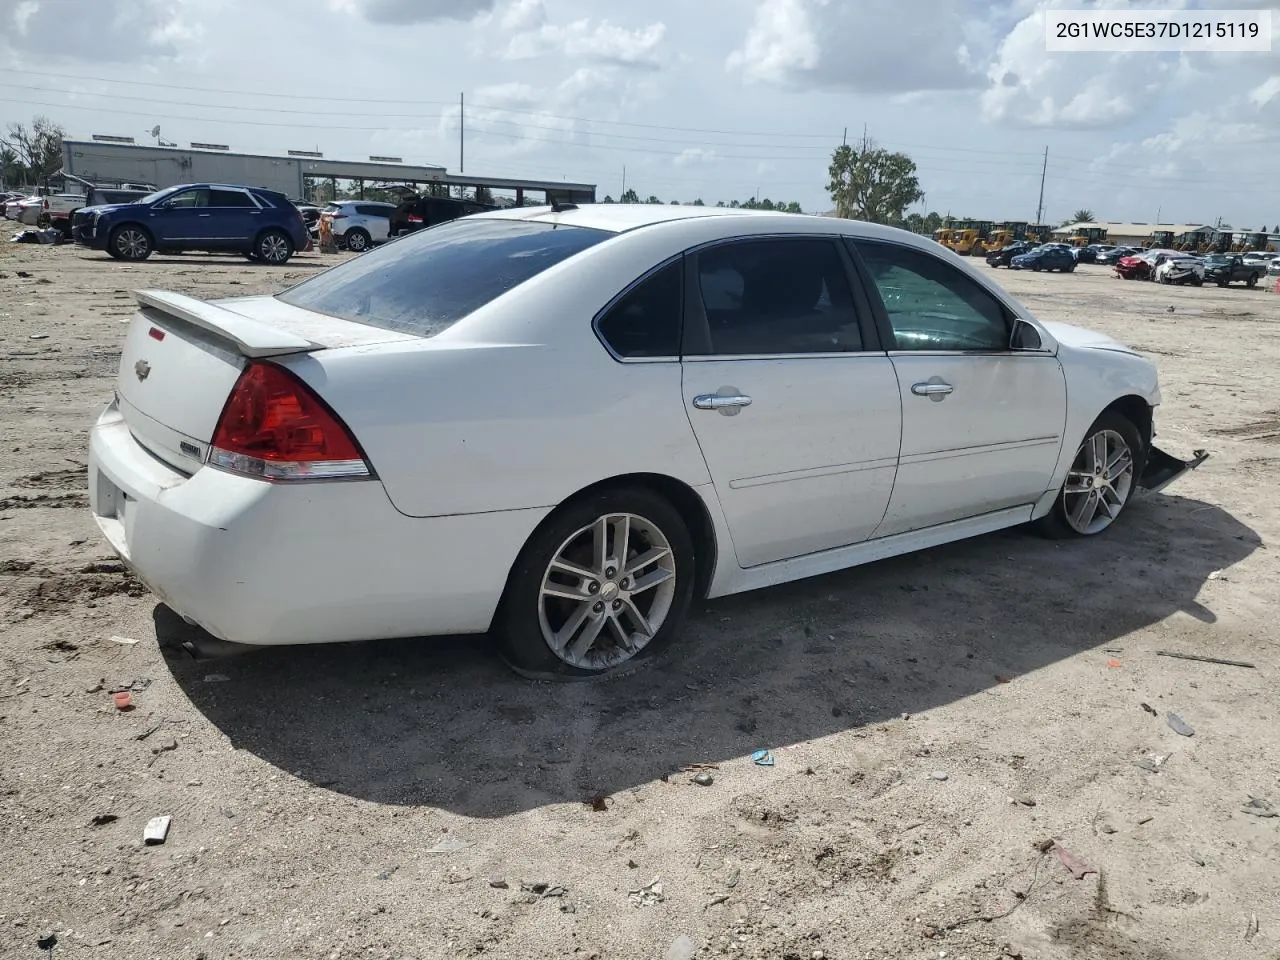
[134,290,323,359]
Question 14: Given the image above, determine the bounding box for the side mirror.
[1010,319,1043,351]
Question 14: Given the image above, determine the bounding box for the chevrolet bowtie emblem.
[134,359,151,382]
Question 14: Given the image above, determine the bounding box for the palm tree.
[1072,208,1095,223]
[0,146,19,189]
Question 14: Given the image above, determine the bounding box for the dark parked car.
[1095,245,1141,265]
[1010,244,1077,272]
[1202,253,1265,287]
[390,195,493,236]
[1074,243,1115,264]
[73,183,311,263]
[985,240,1033,267]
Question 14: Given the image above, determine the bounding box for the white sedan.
[88,205,1207,678]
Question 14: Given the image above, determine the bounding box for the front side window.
[278,218,609,337]
[851,240,1011,352]
[596,259,682,359]
[694,238,864,356]
[163,189,210,209]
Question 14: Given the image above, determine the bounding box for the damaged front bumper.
[1138,445,1209,495]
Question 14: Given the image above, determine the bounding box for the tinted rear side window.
[277,218,610,337]
[357,204,393,218]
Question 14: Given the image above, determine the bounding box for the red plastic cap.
[210,362,370,481]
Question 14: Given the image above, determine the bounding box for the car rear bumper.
[88,402,550,646]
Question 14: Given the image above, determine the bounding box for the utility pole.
[621,164,626,198]
[1035,146,1047,224]
[459,92,465,173]
[842,127,847,147]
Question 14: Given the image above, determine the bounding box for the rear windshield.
[277,218,610,336]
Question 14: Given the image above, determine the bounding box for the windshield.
[138,185,183,205]
[277,218,610,337]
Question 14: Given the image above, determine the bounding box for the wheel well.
[1102,394,1153,451]
[109,221,153,243]
[564,473,718,600]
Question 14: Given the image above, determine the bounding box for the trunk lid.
[115,290,417,473]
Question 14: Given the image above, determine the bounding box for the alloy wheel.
[260,233,290,263]
[1062,429,1135,535]
[538,512,677,671]
[116,228,149,259]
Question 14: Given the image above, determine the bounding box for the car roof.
[473,203,799,234]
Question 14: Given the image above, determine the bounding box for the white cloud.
[498,0,544,31]
[0,0,199,61]
[674,148,717,166]
[727,0,990,92]
[504,16,666,67]
[332,0,495,24]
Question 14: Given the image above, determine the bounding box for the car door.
[681,236,901,568]
[147,188,211,242]
[206,188,261,246]
[358,204,392,242]
[847,238,1067,537]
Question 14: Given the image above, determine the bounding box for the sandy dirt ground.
[1,240,1278,960]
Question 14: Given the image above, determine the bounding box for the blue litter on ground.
[751,749,774,767]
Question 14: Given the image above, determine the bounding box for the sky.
[0,0,1278,226]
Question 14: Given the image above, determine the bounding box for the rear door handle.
[197,213,211,217]
[911,381,954,400]
[693,394,752,410]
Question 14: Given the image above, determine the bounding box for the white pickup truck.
[9,186,152,229]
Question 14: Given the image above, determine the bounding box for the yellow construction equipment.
[1025,224,1054,244]
[1231,231,1269,252]
[1068,226,1108,247]
[949,219,993,255]
[932,226,955,247]
[979,221,1028,254]
[1143,230,1175,250]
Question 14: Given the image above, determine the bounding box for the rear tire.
[255,228,293,265]
[109,224,152,262]
[494,486,696,680]
[1248,274,1259,288]
[344,228,371,253]
[1035,411,1144,540]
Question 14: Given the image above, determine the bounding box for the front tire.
[109,225,152,262]
[494,486,696,680]
[1035,411,1143,539]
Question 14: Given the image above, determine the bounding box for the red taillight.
[332,213,347,220]
[208,362,371,482]
[407,214,424,223]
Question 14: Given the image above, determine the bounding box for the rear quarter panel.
[278,224,726,518]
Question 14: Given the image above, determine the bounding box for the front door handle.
[693,394,752,410]
[911,381,954,401]
[197,213,211,217]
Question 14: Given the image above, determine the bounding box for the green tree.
[1072,208,1095,223]
[904,212,925,234]
[620,188,640,203]
[783,201,802,214]
[1,116,65,188]
[693,198,705,206]
[670,199,679,205]
[0,145,20,188]
[644,194,662,204]
[601,195,615,203]
[922,211,943,235]
[474,185,493,205]
[827,137,923,223]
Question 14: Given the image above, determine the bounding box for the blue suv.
[72,183,311,264]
